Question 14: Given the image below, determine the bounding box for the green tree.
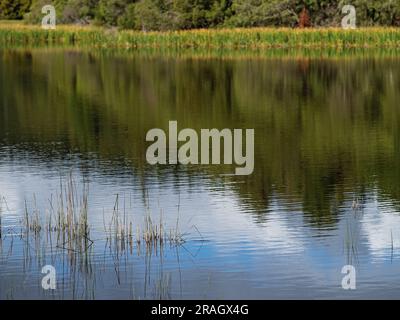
[24,0,73,23]
[0,0,31,19]
[62,0,98,23]
[172,0,230,29]
[206,0,232,27]
[227,0,297,27]
[117,2,137,28]
[351,0,400,26]
[118,0,179,31]
[131,0,162,30]
[95,0,130,26]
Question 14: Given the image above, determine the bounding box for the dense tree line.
[1,0,400,30]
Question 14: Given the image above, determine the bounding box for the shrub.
[0,0,31,19]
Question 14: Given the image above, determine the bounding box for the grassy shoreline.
[0,23,400,49]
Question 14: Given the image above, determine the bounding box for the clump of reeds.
[22,174,91,252]
[54,174,90,239]
[140,209,169,247]
[24,197,42,234]
[21,175,186,256]
[105,195,185,255]
[142,209,184,246]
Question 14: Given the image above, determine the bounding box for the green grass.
[0,23,400,49]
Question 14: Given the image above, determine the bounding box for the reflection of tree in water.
[1,49,400,228]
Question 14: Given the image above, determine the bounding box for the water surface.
[1,48,400,299]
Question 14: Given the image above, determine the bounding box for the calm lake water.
[1,48,400,299]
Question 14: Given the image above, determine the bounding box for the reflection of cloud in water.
[4,167,400,263]
[0,167,306,255]
[0,171,20,216]
[190,191,306,254]
[361,196,400,258]
[3,168,400,298]
[2,168,400,259]
[0,166,60,215]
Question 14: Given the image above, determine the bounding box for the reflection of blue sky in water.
[1,161,400,299]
